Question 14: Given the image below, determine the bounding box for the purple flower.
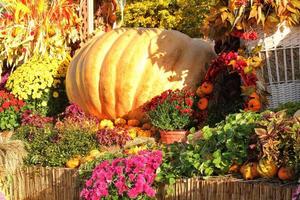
[80,150,163,199]
[127,188,138,199]
[144,184,156,197]
[0,191,5,200]
[292,184,300,200]
[0,72,9,89]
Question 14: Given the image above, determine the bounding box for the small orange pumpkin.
[127,119,141,127]
[247,99,261,112]
[196,87,205,97]
[200,82,214,94]
[197,98,209,110]
[114,118,127,126]
[141,123,151,130]
[249,92,260,100]
[278,167,294,181]
[229,163,240,173]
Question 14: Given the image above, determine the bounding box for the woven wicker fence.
[244,24,300,108]
[7,167,297,200]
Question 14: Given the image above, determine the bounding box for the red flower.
[185,98,193,107]
[0,108,3,112]
[175,105,181,110]
[2,101,10,109]
[18,100,25,107]
[14,106,19,112]
[10,99,17,106]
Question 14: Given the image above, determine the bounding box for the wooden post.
[87,0,94,34]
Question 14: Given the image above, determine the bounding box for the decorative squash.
[66,28,216,120]
[257,158,278,178]
[197,98,209,110]
[66,157,81,168]
[240,162,259,180]
[277,166,294,181]
[127,119,140,127]
[114,118,127,126]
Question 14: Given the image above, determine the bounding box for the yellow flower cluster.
[6,54,70,101]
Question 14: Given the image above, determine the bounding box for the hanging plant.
[202,0,300,40]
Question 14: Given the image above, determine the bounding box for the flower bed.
[8,167,297,200]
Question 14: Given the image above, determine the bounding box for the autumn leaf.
[221,12,228,22]
[248,6,257,19]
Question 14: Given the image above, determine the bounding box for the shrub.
[6,54,70,116]
[273,101,300,117]
[121,0,212,38]
[12,125,99,167]
[144,89,195,131]
[156,111,262,187]
[55,104,99,134]
[96,127,131,147]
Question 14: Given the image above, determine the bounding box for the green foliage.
[156,111,261,187]
[273,101,300,117]
[121,0,212,37]
[12,125,99,167]
[145,89,194,131]
[148,101,191,131]
[6,54,69,116]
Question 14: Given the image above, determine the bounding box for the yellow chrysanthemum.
[53,91,59,98]
[41,101,47,107]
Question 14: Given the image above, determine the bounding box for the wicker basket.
[243,24,300,108]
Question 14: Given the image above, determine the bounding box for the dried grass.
[0,133,27,178]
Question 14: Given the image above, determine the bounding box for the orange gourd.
[278,167,294,181]
[66,28,216,120]
[200,82,214,94]
[196,87,205,97]
[197,98,209,110]
[240,162,259,180]
[127,119,140,127]
[247,99,261,112]
[249,92,260,100]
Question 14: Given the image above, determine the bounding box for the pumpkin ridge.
[100,29,138,118]
[70,43,92,112]
[83,31,118,117]
[77,34,106,115]
[96,30,128,118]
[125,30,162,119]
[130,30,166,109]
[114,30,142,117]
[114,29,153,117]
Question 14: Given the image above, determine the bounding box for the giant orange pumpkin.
[66,28,216,119]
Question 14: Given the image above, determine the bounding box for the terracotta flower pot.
[159,130,187,144]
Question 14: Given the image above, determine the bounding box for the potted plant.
[143,88,195,144]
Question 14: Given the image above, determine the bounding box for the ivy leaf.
[202,126,213,140]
